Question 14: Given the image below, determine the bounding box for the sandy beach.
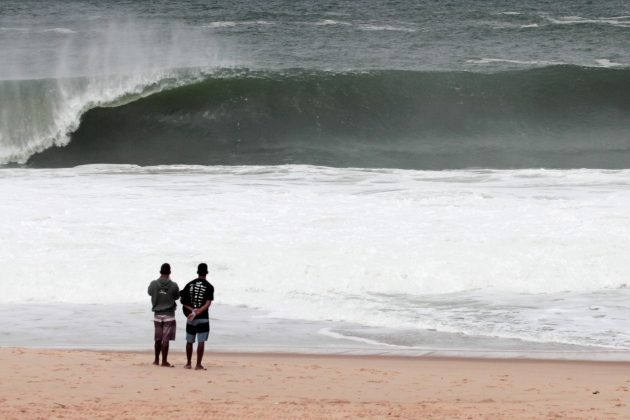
[0,348,629,419]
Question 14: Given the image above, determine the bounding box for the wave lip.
[0,71,207,164]
[0,14,241,164]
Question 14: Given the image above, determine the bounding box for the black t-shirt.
[181,278,214,319]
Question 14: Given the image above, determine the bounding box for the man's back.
[148,278,180,316]
[181,278,214,317]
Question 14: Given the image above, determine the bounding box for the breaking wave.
[3,65,630,169]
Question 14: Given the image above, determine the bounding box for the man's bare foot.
[195,365,207,371]
[161,361,173,367]
[153,360,159,366]
[184,364,192,369]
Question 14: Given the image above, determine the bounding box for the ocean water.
[1,0,630,358]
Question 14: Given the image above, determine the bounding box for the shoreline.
[5,302,629,363]
[3,343,630,363]
[2,347,629,419]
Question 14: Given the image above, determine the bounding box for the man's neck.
[159,275,170,280]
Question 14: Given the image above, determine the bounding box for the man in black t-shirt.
[180,263,214,370]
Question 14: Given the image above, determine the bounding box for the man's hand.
[187,310,197,321]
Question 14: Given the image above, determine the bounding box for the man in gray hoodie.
[147,263,180,367]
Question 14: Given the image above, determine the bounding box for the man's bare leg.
[161,341,172,367]
[153,340,161,365]
[195,342,206,370]
[185,343,193,369]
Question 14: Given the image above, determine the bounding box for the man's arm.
[147,282,154,296]
[181,285,199,312]
[187,300,212,320]
[179,285,189,306]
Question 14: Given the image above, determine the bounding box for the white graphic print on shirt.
[191,281,207,308]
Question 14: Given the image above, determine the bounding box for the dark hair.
[160,263,171,275]
[197,263,208,275]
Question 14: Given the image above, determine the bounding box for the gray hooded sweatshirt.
[148,278,180,316]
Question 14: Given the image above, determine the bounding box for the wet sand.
[1,348,629,419]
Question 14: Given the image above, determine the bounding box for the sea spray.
[0,17,234,164]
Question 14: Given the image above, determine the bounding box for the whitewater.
[2,165,630,356]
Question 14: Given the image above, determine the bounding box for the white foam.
[595,58,622,68]
[466,57,562,66]
[1,27,77,34]
[2,166,630,348]
[42,27,77,34]
[205,20,274,29]
[318,328,407,348]
[315,19,352,26]
[359,24,416,33]
[545,15,630,27]
[206,21,237,28]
